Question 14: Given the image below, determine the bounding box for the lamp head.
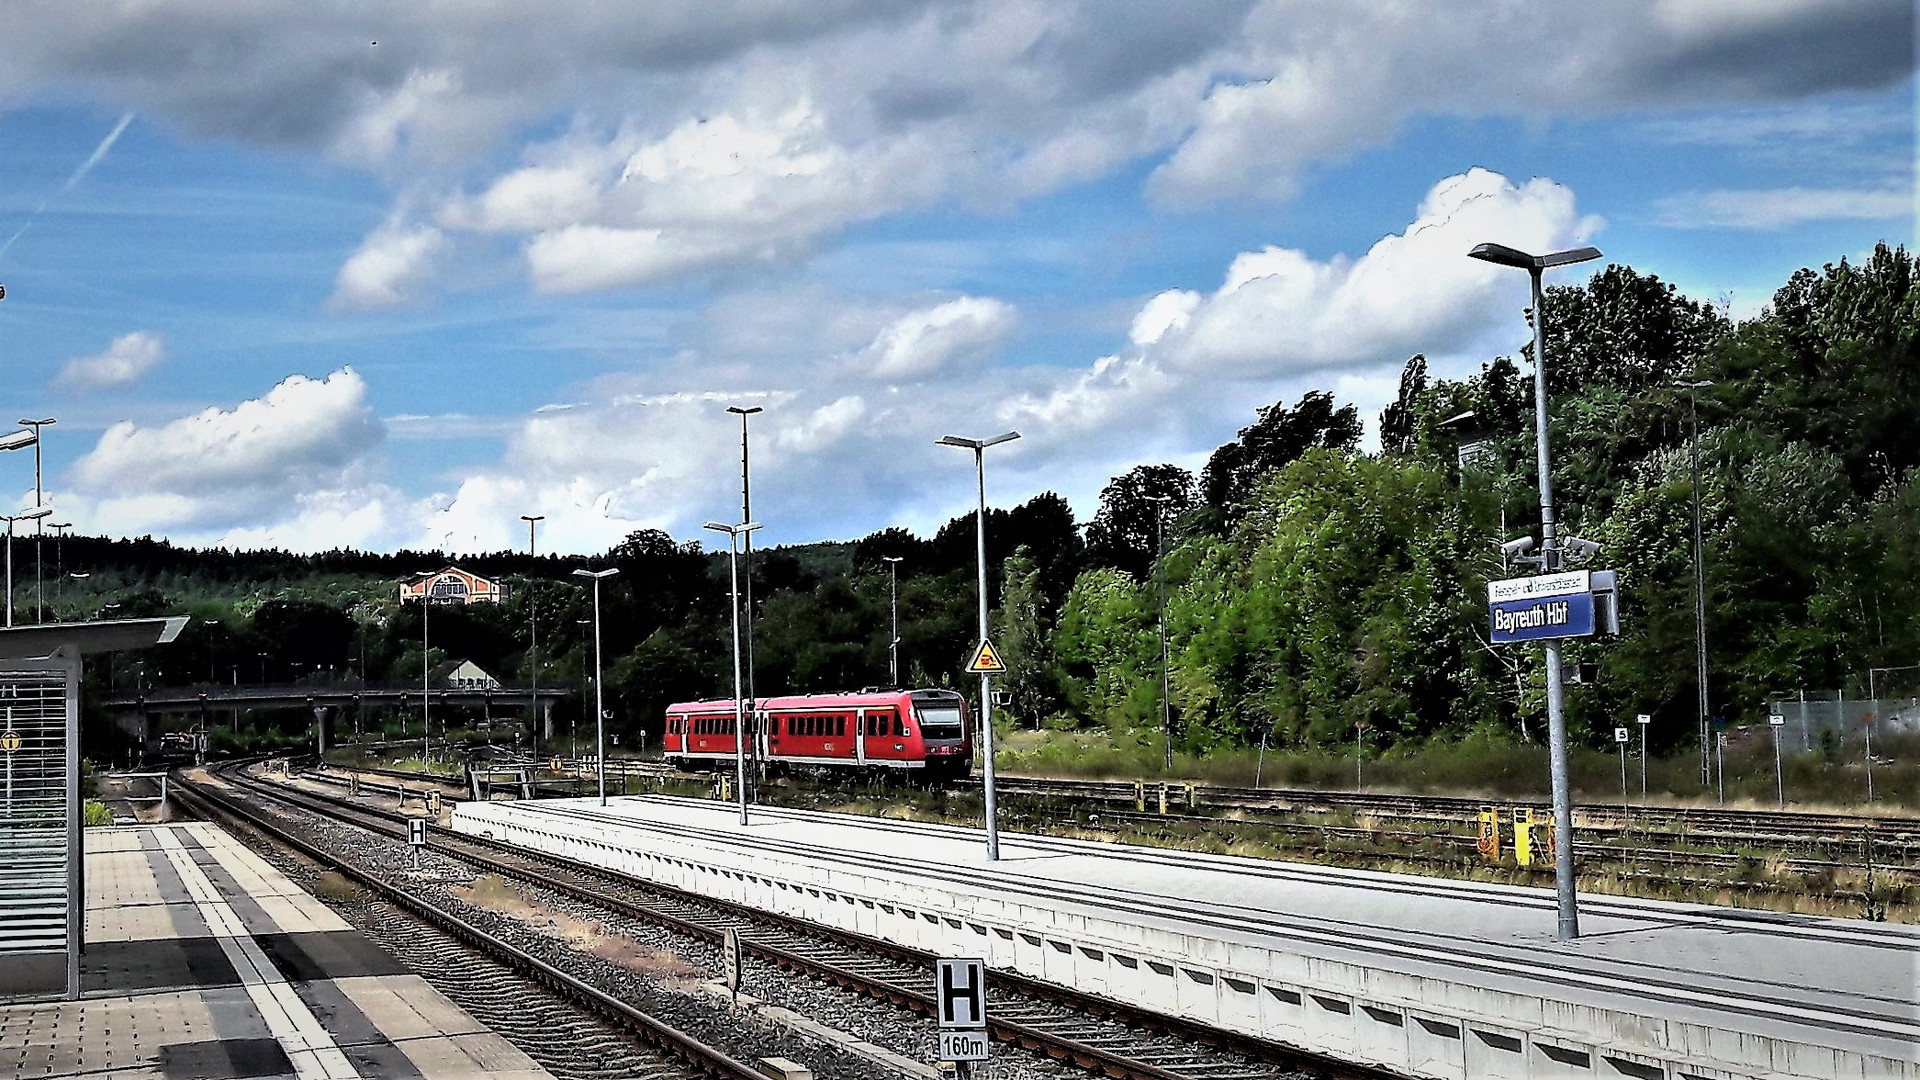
[726,405,764,416]
[1468,243,1602,271]
[0,430,36,451]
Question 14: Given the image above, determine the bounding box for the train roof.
[665,687,964,713]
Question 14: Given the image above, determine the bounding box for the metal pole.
[421,585,431,763]
[973,446,1000,861]
[522,515,543,761]
[1156,503,1172,773]
[593,579,606,806]
[885,557,902,686]
[1526,264,1579,941]
[1688,390,1709,787]
[1774,722,1784,807]
[1640,722,1648,798]
[727,533,748,825]
[1865,720,1874,804]
[4,520,11,628]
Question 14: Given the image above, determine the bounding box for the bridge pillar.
[542,700,554,741]
[313,705,329,756]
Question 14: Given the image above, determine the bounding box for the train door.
[755,706,770,765]
[855,708,868,764]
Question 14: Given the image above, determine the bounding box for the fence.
[1762,691,1920,754]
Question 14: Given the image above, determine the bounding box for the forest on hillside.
[39,244,1919,760]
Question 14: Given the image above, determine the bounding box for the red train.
[663,688,974,783]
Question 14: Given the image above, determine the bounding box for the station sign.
[1488,571,1593,643]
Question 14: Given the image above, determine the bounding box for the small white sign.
[1636,713,1651,725]
[1614,727,1630,743]
[938,1030,990,1062]
[1769,714,1786,727]
[937,958,986,1029]
[408,818,426,846]
[1487,570,1591,604]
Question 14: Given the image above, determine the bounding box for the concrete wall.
[450,802,1913,1080]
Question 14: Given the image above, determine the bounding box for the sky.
[0,1,1912,556]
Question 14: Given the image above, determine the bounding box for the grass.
[995,724,1920,812]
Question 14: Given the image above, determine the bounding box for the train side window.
[894,716,906,737]
[834,715,844,737]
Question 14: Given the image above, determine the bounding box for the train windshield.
[915,704,967,741]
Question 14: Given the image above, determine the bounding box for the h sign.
[937,958,986,1029]
[408,818,426,846]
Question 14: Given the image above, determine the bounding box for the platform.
[453,794,1920,1080]
[0,822,550,1079]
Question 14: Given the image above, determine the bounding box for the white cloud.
[1651,186,1913,229]
[1160,168,1600,375]
[58,331,164,389]
[852,296,1018,379]
[331,219,447,308]
[62,370,390,542]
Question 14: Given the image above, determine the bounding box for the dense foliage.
[46,245,1918,761]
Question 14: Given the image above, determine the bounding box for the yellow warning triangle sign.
[965,638,1007,674]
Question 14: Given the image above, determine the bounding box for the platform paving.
[0,822,550,1080]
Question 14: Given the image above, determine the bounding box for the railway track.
[170,772,776,1080]
[239,763,1394,1080]
[977,775,1920,848]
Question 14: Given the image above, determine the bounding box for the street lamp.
[49,523,70,616]
[2,506,51,626]
[1467,239,1602,941]
[1146,494,1175,770]
[521,514,545,758]
[704,521,761,825]
[937,430,1020,861]
[882,556,904,686]
[726,406,764,745]
[572,567,620,806]
[1673,379,1714,787]
[17,418,54,623]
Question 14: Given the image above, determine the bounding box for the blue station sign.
[1488,570,1595,643]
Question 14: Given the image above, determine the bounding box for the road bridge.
[102,682,570,753]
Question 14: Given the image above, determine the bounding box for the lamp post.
[1674,380,1713,786]
[521,514,545,758]
[937,430,1020,861]
[883,556,904,686]
[572,568,620,806]
[17,418,54,623]
[417,572,435,763]
[704,522,761,825]
[574,619,592,759]
[49,523,70,616]
[1467,240,1602,941]
[3,506,51,626]
[1146,494,1175,771]
[726,405,763,781]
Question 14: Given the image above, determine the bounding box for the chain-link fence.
[1762,691,1919,754]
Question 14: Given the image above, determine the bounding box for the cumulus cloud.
[851,297,1018,379]
[63,369,388,539]
[331,219,447,308]
[58,331,164,389]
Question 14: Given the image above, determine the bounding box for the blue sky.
[0,2,1911,555]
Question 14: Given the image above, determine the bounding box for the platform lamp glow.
[520,514,544,759]
[704,521,761,825]
[572,567,620,806]
[1467,240,1602,941]
[937,430,1020,861]
[3,506,52,627]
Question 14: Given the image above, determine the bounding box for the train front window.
[915,704,966,741]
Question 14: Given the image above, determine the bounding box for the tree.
[1377,354,1429,457]
[1085,464,1198,580]
[1202,391,1362,512]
